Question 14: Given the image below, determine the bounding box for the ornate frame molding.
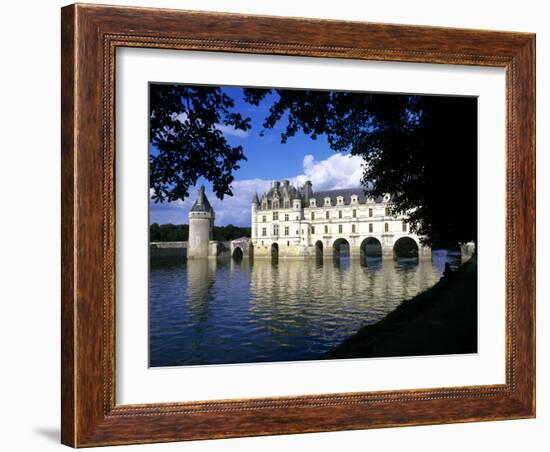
[61,4,535,447]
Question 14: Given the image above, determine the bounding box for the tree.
[243,88,477,247]
[149,84,251,203]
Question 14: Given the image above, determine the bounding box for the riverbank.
[325,256,477,359]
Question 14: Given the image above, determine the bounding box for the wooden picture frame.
[61,3,535,447]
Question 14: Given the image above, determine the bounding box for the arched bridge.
[229,237,253,259]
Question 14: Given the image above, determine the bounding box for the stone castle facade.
[251,180,430,259]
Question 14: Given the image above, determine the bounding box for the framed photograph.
[61,4,535,447]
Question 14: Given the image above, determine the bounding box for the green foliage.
[149,223,250,242]
[149,84,251,203]
[212,224,251,241]
[149,223,189,242]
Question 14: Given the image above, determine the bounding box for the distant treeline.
[150,223,251,242]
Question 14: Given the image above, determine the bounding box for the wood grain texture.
[60,3,536,447]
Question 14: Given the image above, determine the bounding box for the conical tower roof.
[190,186,213,213]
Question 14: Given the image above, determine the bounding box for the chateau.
[251,180,430,259]
[184,181,431,260]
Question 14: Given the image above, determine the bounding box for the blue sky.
[149,86,364,227]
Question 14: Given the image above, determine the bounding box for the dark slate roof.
[257,180,386,208]
[190,186,214,213]
[312,188,385,206]
[264,182,301,201]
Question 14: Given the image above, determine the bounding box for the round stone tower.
[188,186,214,259]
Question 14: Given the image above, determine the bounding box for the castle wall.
[150,241,187,261]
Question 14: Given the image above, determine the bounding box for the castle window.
[273,200,279,209]
[337,196,343,205]
[273,212,278,221]
[352,224,356,233]
[262,228,267,236]
[284,200,290,209]
[338,224,343,234]
[311,226,315,234]
[369,223,373,233]
[338,210,342,219]
[351,195,357,204]
[385,207,390,216]
[324,225,329,234]
[324,197,331,206]
[294,201,300,209]
[369,208,373,217]
[284,226,289,235]
[352,209,357,218]
[310,199,316,207]
[311,212,315,220]
[284,214,289,222]
[325,211,330,220]
[402,222,407,232]
[262,215,266,222]
[287,241,290,246]
[384,223,389,233]
[274,224,279,235]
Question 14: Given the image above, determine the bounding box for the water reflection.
[149,251,461,367]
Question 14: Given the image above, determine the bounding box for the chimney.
[303,180,313,202]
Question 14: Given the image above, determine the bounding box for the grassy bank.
[325,256,477,359]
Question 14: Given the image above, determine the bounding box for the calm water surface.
[149,251,461,367]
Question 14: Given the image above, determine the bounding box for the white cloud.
[173,112,249,138]
[155,179,270,226]
[208,178,270,225]
[215,124,249,138]
[291,153,364,190]
[151,153,365,226]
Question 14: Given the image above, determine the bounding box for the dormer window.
[273,200,279,209]
[310,199,316,207]
[384,194,391,202]
[351,195,358,204]
[324,197,331,206]
[337,196,344,205]
[294,201,301,209]
[284,199,290,209]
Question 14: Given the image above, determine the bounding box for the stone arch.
[315,240,323,259]
[232,246,243,260]
[393,236,419,258]
[360,237,382,258]
[271,242,279,260]
[332,237,350,258]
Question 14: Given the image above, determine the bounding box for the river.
[149,250,462,367]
